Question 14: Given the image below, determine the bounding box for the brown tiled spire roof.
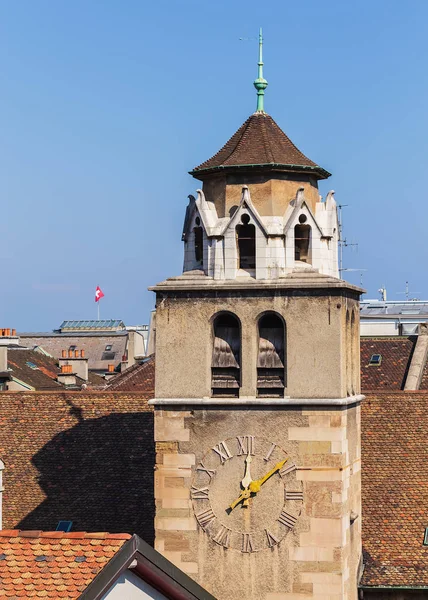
[191,112,330,179]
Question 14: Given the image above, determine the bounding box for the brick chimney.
[57,364,77,387]
[58,349,88,382]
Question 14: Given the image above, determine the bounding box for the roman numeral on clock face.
[196,462,216,481]
[285,491,303,501]
[196,508,216,528]
[280,462,296,477]
[237,435,255,455]
[191,486,209,500]
[264,443,276,462]
[265,529,279,548]
[278,509,297,529]
[212,441,233,463]
[213,525,231,548]
[242,533,255,553]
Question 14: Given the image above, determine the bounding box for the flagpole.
[97,300,100,321]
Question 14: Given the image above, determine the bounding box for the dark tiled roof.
[19,334,128,372]
[360,337,415,390]
[0,530,129,599]
[361,392,428,587]
[0,392,154,543]
[191,112,330,179]
[106,356,155,393]
[7,349,61,390]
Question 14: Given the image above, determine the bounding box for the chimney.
[58,349,88,382]
[104,363,116,381]
[57,364,77,387]
[0,347,7,372]
[0,327,20,348]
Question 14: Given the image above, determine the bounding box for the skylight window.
[423,528,428,546]
[26,361,39,370]
[105,344,112,351]
[369,354,382,366]
[56,520,73,532]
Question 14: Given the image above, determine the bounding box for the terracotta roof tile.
[0,532,128,599]
[106,356,155,393]
[361,392,428,587]
[191,112,330,178]
[0,391,154,543]
[360,337,415,391]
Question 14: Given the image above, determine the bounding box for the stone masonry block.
[289,427,346,442]
[289,546,334,561]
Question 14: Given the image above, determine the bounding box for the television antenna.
[338,204,359,274]
[341,268,367,288]
[396,281,421,301]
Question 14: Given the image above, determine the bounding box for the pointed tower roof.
[191,29,330,181]
[191,112,330,179]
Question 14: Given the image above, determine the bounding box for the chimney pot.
[68,350,73,358]
[61,350,66,358]
[75,350,79,358]
[11,329,16,337]
[108,364,114,373]
[80,350,85,358]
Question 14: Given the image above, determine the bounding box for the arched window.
[257,313,286,398]
[236,214,256,270]
[212,313,241,397]
[194,226,203,265]
[294,215,311,263]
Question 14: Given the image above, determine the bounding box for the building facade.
[151,31,363,600]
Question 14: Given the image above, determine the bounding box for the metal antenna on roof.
[338,204,360,275]
[253,28,268,113]
[397,281,421,301]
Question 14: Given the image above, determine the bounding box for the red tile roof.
[361,392,428,587]
[0,392,154,543]
[360,337,415,390]
[106,356,155,392]
[6,349,62,391]
[191,112,330,179]
[0,530,129,598]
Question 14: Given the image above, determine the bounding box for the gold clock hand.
[229,459,288,511]
[229,488,251,511]
[241,452,253,490]
[248,459,288,494]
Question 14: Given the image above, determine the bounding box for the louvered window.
[295,224,311,263]
[257,313,285,398]
[212,313,241,397]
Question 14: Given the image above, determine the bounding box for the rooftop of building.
[0,530,129,599]
[361,391,428,589]
[106,355,155,392]
[190,112,331,180]
[360,299,428,317]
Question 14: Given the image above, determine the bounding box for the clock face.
[191,436,303,553]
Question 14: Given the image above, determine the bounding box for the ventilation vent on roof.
[26,362,39,370]
[424,528,428,546]
[56,520,73,532]
[369,354,382,366]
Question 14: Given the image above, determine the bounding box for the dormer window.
[236,214,256,270]
[295,215,311,263]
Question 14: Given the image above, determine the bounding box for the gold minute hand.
[248,458,288,494]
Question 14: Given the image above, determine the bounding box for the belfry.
[150,29,363,600]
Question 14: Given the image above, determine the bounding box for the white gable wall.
[101,569,169,600]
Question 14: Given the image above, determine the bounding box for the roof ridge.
[0,529,132,540]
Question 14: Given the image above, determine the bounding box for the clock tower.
[150,30,363,600]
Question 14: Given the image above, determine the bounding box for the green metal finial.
[253,27,268,113]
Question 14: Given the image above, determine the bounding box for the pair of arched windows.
[211,312,286,398]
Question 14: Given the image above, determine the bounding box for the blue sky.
[2,0,428,330]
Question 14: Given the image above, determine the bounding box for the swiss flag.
[95,286,105,302]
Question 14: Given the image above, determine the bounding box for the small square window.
[56,520,73,532]
[105,345,112,351]
[369,354,382,366]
